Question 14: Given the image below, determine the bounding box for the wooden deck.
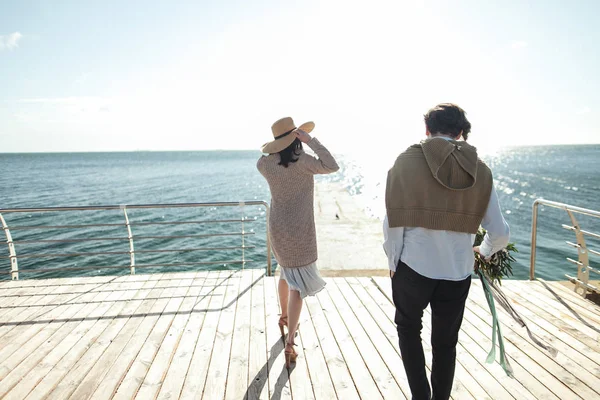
[0,270,598,399]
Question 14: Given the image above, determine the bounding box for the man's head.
[423,103,471,140]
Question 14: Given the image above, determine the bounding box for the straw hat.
[261,117,315,154]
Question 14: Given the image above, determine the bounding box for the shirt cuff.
[478,240,493,258]
[384,246,397,272]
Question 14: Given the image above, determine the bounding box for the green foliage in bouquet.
[473,228,518,285]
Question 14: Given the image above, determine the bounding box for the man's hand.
[390,270,395,278]
[473,246,491,262]
[294,128,312,143]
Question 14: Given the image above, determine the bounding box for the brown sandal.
[284,340,298,369]
[278,316,287,338]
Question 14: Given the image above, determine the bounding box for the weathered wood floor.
[0,269,598,399]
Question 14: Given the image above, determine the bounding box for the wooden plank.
[66,278,168,399]
[506,281,600,340]
[295,291,338,400]
[264,275,292,400]
[263,274,312,399]
[0,305,45,340]
[333,278,407,399]
[2,289,115,400]
[223,270,255,400]
[475,283,600,397]
[88,292,172,400]
[373,277,562,400]
[133,276,200,399]
[0,290,111,398]
[345,277,417,399]
[178,271,229,399]
[0,281,88,342]
[318,278,384,400]
[494,282,600,364]
[305,285,358,400]
[0,298,90,365]
[513,280,600,329]
[201,270,244,400]
[360,277,533,400]
[285,290,316,400]
[113,280,183,399]
[419,310,501,398]
[153,272,213,400]
[16,277,85,310]
[245,269,269,400]
[370,277,476,400]
[15,285,63,307]
[41,280,159,400]
[458,306,560,399]
[503,280,600,340]
[420,300,509,399]
[463,291,584,400]
[20,289,131,400]
[333,278,424,399]
[109,280,188,399]
[0,290,35,312]
[472,282,600,396]
[540,280,600,317]
[0,284,52,308]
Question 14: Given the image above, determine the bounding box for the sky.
[1,0,599,154]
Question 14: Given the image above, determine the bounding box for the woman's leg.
[287,289,303,344]
[278,278,289,321]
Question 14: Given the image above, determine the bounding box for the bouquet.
[473,228,556,378]
[473,228,518,284]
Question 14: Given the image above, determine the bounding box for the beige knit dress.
[257,137,339,297]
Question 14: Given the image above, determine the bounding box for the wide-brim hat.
[261,117,315,154]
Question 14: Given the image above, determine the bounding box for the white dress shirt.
[383,145,510,281]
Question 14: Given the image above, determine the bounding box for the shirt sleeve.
[479,185,511,257]
[383,215,404,272]
[298,137,340,174]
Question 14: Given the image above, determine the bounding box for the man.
[383,103,510,400]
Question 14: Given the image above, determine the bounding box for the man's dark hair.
[278,138,303,167]
[423,103,471,140]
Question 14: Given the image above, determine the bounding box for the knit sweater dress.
[257,138,339,296]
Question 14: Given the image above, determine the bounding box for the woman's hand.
[294,128,312,143]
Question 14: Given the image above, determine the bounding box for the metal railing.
[530,199,600,297]
[0,201,273,280]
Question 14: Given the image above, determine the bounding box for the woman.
[257,116,339,368]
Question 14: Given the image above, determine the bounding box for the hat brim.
[260,121,315,154]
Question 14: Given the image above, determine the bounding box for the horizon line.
[1,142,600,155]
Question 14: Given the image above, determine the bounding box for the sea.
[0,145,599,281]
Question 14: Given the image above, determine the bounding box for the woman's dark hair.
[424,103,472,140]
[278,138,303,167]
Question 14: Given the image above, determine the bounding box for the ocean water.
[0,145,598,281]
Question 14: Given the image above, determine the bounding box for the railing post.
[530,200,539,280]
[240,202,246,270]
[265,203,272,276]
[121,206,135,275]
[567,210,590,297]
[0,213,18,280]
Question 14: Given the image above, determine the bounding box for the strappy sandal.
[278,316,288,338]
[284,340,298,369]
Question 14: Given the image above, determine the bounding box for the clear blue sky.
[1,0,599,152]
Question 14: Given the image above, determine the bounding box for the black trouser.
[391,260,471,400]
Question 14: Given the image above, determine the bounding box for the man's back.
[384,103,510,400]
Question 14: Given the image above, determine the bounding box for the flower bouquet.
[473,228,517,284]
[473,228,556,377]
